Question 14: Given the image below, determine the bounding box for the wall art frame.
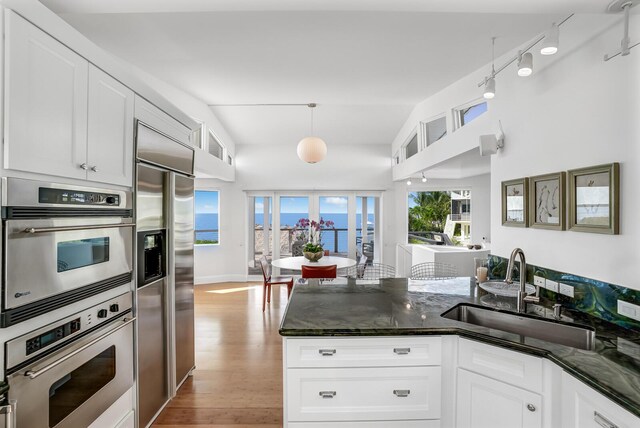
[528,172,566,230]
[501,177,529,227]
[568,163,619,234]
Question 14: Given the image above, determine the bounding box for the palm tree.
[408,191,451,233]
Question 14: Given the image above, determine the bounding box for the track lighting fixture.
[541,23,559,55]
[421,172,427,183]
[406,178,412,186]
[517,52,533,77]
[483,77,496,99]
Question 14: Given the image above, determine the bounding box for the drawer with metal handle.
[286,366,441,422]
[286,337,442,368]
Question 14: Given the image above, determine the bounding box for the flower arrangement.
[294,217,335,260]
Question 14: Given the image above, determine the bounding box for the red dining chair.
[301,265,337,283]
[259,256,294,312]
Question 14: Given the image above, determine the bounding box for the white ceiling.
[39,1,609,147]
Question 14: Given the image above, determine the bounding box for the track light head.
[541,23,559,55]
[406,178,412,186]
[421,172,427,183]
[517,52,533,77]
[483,77,496,99]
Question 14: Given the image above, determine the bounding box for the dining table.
[271,255,357,271]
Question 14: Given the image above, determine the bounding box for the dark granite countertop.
[279,277,640,418]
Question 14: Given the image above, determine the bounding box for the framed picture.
[568,163,620,234]
[502,178,529,227]
[528,172,566,230]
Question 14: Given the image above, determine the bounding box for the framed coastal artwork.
[568,163,620,234]
[528,172,566,230]
[501,178,528,227]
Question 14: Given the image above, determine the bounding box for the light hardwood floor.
[153,282,288,427]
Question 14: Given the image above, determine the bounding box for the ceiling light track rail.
[476,14,574,88]
[207,103,316,107]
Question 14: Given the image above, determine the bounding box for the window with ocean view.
[195,190,219,245]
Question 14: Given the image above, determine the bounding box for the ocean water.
[195,213,373,252]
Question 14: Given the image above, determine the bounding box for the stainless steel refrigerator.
[135,122,195,428]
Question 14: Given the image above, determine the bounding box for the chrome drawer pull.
[319,391,336,399]
[393,347,411,355]
[319,349,336,356]
[594,411,618,428]
[393,389,410,397]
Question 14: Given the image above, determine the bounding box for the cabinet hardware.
[526,403,536,412]
[319,391,336,399]
[594,411,619,428]
[393,389,410,397]
[318,349,336,356]
[90,165,98,172]
[80,163,88,170]
[393,347,411,355]
[23,223,134,234]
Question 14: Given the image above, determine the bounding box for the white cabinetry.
[561,371,639,428]
[284,336,443,427]
[4,10,88,180]
[455,338,544,428]
[456,368,542,428]
[87,65,134,187]
[4,12,134,186]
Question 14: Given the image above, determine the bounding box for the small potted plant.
[303,241,324,262]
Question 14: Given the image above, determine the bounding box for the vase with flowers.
[294,217,335,262]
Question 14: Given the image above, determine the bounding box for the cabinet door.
[4,11,88,179]
[87,66,134,186]
[456,368,542,428]
[561,372,639,428]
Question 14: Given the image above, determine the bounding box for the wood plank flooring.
[153,282,288,427]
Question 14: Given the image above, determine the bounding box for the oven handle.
[23,223,135,234]
[24,317,135,380]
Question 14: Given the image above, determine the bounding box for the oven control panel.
[38,187,120,206]
[6,292,132,372]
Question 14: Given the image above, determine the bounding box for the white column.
[347,193,357,260]
[361,197,368,245]
[247,196,255,269]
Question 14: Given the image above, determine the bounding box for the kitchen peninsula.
[280,278,640,428]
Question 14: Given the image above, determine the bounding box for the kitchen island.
[279,278,640,427]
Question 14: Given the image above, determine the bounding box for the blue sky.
[195,190,218,214]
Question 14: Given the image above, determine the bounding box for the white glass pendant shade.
[541,23,559,55]
[297,136,327,163]
[517,52,533,76]
[483,77,496,99]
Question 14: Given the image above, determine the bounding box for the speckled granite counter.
[279,277,640,417]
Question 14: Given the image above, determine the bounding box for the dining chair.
[301,265,337,284]
[347,263,395,280]
[259,255,294,311]
[410,262,457,280]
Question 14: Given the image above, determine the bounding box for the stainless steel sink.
[442,304,596,350]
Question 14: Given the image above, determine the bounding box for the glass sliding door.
[356,196,379,263]
[319,196,348,257]
[279,196,309,274]
[248,196,272,275]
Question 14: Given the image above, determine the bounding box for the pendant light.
[483,37,497,99]
[297,103,327,164]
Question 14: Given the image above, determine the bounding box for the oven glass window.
[49,346,116,427]
[57,237,110,272]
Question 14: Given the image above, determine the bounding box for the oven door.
[4,217,133,310]
[7,316,134,428]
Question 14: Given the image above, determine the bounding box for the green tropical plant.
[408,191,452,233]
[303,242,323,253]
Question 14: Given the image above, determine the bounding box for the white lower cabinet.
[456,368,542,428]
[287,366,441,422]
[284,337,442,426]
[561,371,639,428]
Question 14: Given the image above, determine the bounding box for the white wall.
[390,14,639,289]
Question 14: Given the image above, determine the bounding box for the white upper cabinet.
[87,65,134,186]
[4,11,88,180]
